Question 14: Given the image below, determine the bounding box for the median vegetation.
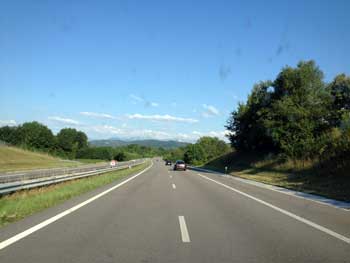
[0,161,150,227]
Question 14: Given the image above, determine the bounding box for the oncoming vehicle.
[165,160,172,166]
[173,160,187,171]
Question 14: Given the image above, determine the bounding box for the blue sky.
[1,0,349,142]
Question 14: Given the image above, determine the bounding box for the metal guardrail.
[0,159,148,195]
[0,159,146,184]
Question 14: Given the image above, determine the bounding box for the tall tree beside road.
[75,131,88,149]
[265,61,330,160]
[327,74,350,127]
[18,122,56,151]
[57,128,88,158]
[0,126,22,146]
[183,137,230,165]
[226,60,350,174]
[226,81,275,152]
[184,144,206,165]
[196,136,230,161]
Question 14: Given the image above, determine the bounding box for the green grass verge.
[75,159,107,164]
[0,161,150,227]
[202,152,350,202]
[0,146,79,172]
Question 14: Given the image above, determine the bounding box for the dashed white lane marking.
[178,216,190,242]
[197,173,350,245]
[172,183,176,189]
[0,162,154,251]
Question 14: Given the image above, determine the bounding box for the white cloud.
[90,125,123,135]
[89,125,178,141]
[48,116,80,125]
[127,114,198,123]
[202,104,220,117]
[208,130,231,139]
[129,94,144,103]
[133,129,171,139]
[191,130,231,141]
[130,94,159,107]
[0,120,17,126]
[79,124,231,142]
[80,111,117,119]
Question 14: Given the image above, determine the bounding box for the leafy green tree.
[163,147,186,162]
[265,61,330,160]
[57,128,78,152]
[182,137,229,165]
[56,128,88,158]
[18,122,55,151]
[226,81,275,151]
[184,144,206,165]
[75,131,88,149]
[114,151,126,161]
[0,126,23,145]
[226,60,334,162]
[196,136,230,161]
[317,124,350,175]
[327,74,350,127]
[76,146,114,160]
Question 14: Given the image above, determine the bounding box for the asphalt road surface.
[0,158,349,262]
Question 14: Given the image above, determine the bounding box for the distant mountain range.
[89,139,189,149]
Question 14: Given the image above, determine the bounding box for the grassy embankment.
[0,161,150,227]
[0,146,105,172]
[75,159,106,164]
[201,151,350,202]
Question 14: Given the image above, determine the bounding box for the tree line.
[77,144,168,161]
[163,136,230,165]
[226,60,350,175]
[0,121,88,159]
[78,136,230,164]
[0,121,175,161]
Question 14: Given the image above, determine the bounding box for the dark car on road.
[165,160,172,166]
[173,160,187,171]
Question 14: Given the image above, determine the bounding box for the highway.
[0,158,349,262]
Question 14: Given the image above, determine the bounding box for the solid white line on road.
[197,173,350,245]
[0,162,154,251]
[194,167,350,211]
[178,216,190,242]
[172,183,176,189]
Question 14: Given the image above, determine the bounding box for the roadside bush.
[318,127,350,175]
[114,152,127,161]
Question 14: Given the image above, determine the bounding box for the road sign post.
[110,160,117,168]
